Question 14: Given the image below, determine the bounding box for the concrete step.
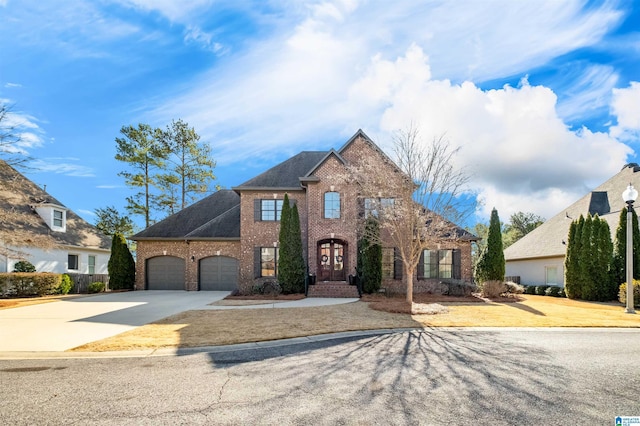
[307,281,360,298]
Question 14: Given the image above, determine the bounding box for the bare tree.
[351,125,474,303]
[0,101,32,168]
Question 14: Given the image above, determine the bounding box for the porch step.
[307,281,360,298]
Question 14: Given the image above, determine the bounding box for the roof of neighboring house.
[132,190,241,240]
[505,163,640,261]
[0,160,111,251]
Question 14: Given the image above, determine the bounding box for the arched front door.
[318,239,347,281]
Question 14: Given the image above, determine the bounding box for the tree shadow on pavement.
[204,329,602,425]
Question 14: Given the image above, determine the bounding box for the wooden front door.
[318,240,347,281]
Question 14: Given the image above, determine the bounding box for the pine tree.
[107,233,135,290]
[476,208,505,282]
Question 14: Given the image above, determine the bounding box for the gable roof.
[505,163,640,261]
[233,151,328,190]
[0,160,111,251]
[132,189,240,240]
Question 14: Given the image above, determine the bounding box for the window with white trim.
[88,255,96,274]
[53,209,64,227]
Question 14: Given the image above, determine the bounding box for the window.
[438,250,453,279]
[364,197,395,218]
[546,266,558,285]
[324,192,341,219]
[260,200,284,221]
[88,255,96,274]
[422,249,459,279]
[261,247,278,277]
[68,254,79,271]
[382,248,395,279]
[53,210,63,227]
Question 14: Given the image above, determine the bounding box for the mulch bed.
[223,293,306,301]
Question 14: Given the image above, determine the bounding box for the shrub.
[504,281,524,294]
[88,281,106,294]
[535,285,549,296]
[108,233,135,290]
[251,283,264,294]
[262,281,282,296]
[619,280,640,307]
[545,286,562,297]
[480,280,506,298]
[442,279,477,296]
[523,285,536,295]
[13,260,36,272]
[1,273,61,297]
[57,274,73,295]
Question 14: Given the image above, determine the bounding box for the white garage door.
[199,256,238,291]
[147,256,185,290]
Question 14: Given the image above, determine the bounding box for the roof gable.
[0,160,111,251]
[505,163,640,261]
[233,151,328,190]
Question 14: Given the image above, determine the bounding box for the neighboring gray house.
[0,160,111,274]
[505,163,640,286]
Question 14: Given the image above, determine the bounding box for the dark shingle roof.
[234,151,328,189]
[132,190,240,239]
[0,160,111,250]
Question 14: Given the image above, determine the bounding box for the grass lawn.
[0,293,90,310]
[70,294,640,352]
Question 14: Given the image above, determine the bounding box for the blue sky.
[1,0,639,229]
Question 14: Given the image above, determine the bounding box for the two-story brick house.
[133,130,476,296]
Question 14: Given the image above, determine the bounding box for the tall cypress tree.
[288,203,306,293]
[476,208,505,282]
[613,206,640,287]
[278,194,293,293]
[107,233,135,290]
[565,215,584,299]
[361,217,382,293]
[595,219,614,301]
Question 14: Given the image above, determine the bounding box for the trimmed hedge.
[0,273,62,297]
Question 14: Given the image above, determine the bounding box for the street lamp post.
[622,183,637,314]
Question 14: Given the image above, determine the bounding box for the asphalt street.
[1,328,639,425]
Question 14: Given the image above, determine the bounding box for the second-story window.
[53,210,64,227]
[364,197,395,218]
[261,199,284,221]
[324,192,340,219]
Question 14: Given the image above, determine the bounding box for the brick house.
[133,130,477,296]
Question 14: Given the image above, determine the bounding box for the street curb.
[1,327,639,360]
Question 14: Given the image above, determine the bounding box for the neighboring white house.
[0,160,111,274]
[504,163,640,287]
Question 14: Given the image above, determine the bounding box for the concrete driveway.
[0,291,230,352]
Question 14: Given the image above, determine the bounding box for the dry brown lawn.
[71,294,640,352]
[0,294,90,310]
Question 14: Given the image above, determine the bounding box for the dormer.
[34,203,67,232]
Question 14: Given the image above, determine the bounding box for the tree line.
[565,209,640,301]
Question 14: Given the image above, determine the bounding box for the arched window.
[324,191,340,219]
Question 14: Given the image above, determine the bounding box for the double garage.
[146,256,238,291]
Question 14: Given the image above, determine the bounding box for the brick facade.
[135,240,240,290]
[134,131,476,294]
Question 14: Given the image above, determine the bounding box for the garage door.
[147,256,185,290]
[199,256,238,291]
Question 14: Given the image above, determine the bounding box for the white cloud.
[29,160,96,178]
[184,26,225,54]
[4,82,22,88]
[610,81,640,140]
[113,0,213,22]
[78,209,96,217]
[96,185,120,189]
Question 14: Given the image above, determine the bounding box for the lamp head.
[623,183,638,204]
